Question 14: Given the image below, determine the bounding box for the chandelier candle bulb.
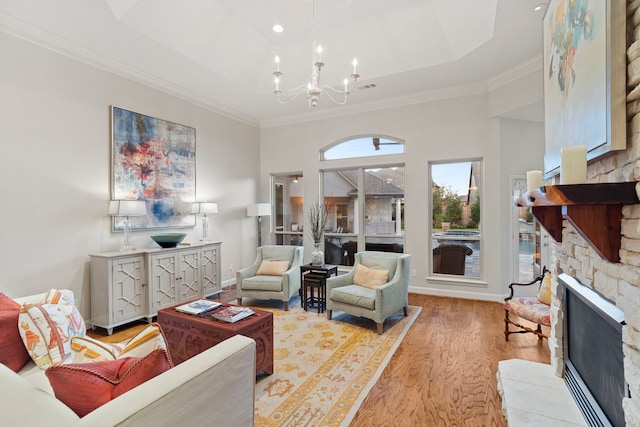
[560,145,587,185]
[353,58,358,74]
[316,45,322,63]
[526,170,543,192]
[274,55,280,72]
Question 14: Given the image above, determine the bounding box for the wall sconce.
[247,203,271,247]
[108,200,147,252]
[191,202,219,241]
[292,175,299,183]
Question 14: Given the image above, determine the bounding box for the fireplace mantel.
[515,182,640,263]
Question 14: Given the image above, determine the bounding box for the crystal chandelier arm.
[274,83,310,104]
[321,89,349,105]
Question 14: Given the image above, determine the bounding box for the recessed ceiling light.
[534,3,547,12]
[273,24,284,33]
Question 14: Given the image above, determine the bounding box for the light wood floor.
[88,288,550,426]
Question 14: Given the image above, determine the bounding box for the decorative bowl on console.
[150,233,187,248]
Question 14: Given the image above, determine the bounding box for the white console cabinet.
[90,241,222,335]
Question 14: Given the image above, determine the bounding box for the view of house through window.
[273,174,303,246]
[323,166,405,266]
[430,160,481,278]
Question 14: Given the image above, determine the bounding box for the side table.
[300,264,338,313]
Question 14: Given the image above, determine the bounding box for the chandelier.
[272,0,360,107]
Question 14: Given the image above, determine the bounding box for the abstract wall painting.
[111,106,196,230]
[543,0,626,178]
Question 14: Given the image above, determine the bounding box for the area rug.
[244,297,421,427]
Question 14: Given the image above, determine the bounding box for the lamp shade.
[247,203,271,217]
[108,200,147,216]
[191,202,219,215]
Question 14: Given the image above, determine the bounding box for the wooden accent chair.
[432,244,472,275]
[503,266,551,341]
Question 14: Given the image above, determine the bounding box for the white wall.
[260,88,544,301]
[0,32,260,317]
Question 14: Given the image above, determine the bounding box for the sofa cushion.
[18,302,86,369]
[256,259,290,276]
[0,293,30,372]
[330,285,376,310]
[45,348,173,417]
[353,264,389,289]
[0,363,78,425]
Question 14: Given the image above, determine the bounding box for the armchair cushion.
[241,275,284,292]
[256,259,290,276]
[330,285,375,310]
[353,264,389,289]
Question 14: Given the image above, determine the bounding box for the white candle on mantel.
[526,170,543,192]
[560,145,587,185]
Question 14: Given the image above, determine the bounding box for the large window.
[429,160,481,278]
[322,166,405,266]
[322,136,404,160]
[273,173,303,246]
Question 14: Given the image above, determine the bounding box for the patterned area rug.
[244,296,421,427]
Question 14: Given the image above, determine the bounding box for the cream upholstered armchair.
[236,245,303,311]
[326,251,411,334]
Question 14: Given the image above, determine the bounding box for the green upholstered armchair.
[236,245,303,311]
[326,251,411,334]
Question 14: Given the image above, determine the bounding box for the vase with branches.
[307,201,329,265]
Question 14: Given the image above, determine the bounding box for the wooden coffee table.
[157,302,273,376]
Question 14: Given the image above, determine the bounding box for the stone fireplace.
[560,274,626,426]
[500,2,640,424]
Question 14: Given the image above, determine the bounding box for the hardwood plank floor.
[88,289,550,426]
[350,293,550,427]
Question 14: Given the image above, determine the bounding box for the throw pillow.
[537,270,552,306]
[46,349,173,417]
[256,259,290,276]
[353,264,389,289]
[70,323,167,364]
[18,302,86,369]
[70,336,123,363]
[0,293,30,372]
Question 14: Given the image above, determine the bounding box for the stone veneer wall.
[548,1,640,424]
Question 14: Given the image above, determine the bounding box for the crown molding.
[260,82,489,128]
[0,12,260,128]
[487,54,543,91]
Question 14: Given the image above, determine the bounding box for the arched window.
[322,136,404,160]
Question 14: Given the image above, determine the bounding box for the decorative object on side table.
[150,233,187,248]
[191,202,219,241]
[307,201,328,266]
[108,200,147,252]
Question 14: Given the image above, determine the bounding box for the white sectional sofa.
[0,291,256,426]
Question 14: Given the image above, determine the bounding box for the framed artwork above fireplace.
[542,0,626,178]
[111,106,196,231]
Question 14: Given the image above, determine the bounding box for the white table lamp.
[192,202,219,241]
[108,200,147,252]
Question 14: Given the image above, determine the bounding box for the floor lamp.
[247,203,271,247]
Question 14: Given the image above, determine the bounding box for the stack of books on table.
[175,299,221,315]
[212,306,254,323]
